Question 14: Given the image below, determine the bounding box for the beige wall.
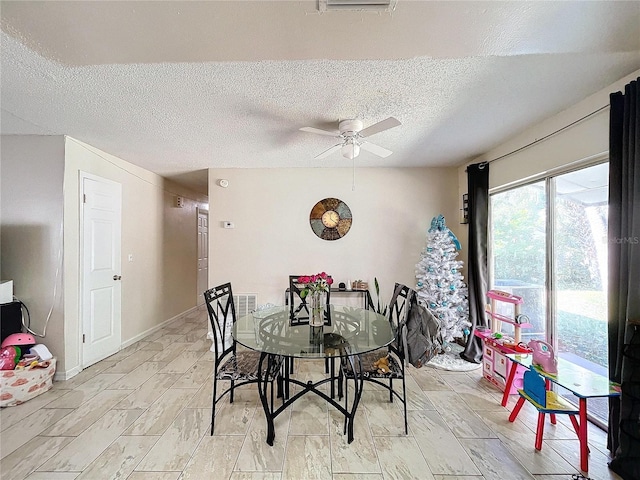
[1,135,207,377]
[208,167,460,305]
[62,137,208,376]
[1,135,66,369]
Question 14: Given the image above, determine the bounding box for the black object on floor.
[0,301,22,344]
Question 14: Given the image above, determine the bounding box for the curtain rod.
[473,104,609,168]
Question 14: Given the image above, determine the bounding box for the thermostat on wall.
[218,179,229,188]
[223,221,234,229]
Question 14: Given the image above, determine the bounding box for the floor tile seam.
[426,401,500,431]
[34,410,146,476]
[2,434,74,479]
[36,407,89,438]
[498,436,581,477]
[544,437,607,469]
[359,401,384,476]
[177,416,212,478]
[126,402,193,437]
[496,434,580,478]
[70,432,159,478]
[454,437,507,478]
[233,399,260,469]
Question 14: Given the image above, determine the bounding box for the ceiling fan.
[300,117,401,160]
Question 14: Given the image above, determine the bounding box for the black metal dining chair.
[204,282,280,435]
[339,282,412,434]
[286,275,333,390]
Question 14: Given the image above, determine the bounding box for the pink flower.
[298,272,333,295]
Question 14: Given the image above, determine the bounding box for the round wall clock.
[309,198,352,241]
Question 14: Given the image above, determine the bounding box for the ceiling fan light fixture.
[342,141,360,159]
[300,116,400,160]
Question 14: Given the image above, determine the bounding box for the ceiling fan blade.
[359,117,401,138]
[300,127,339,137]
[360,141,393,158]
[314,144,342,159]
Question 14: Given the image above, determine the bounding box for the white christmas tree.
[415,215,471,346]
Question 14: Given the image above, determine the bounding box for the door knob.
[113,275,122,281]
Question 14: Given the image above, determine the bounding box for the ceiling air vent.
[318,0,398,12]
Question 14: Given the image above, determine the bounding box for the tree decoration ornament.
[415,214,471,343]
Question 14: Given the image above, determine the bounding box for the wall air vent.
[233,294,258,336]
[234,294,257,318]
[318,0,398,12]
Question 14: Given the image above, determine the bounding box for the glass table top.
[506,353,621,398]
[233,305,394,358]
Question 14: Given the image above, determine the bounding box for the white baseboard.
[120,305,200,349]
[54,365,82,382]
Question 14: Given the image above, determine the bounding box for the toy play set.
[475,290,533,394]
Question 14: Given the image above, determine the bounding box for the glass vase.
[310,290,326,327]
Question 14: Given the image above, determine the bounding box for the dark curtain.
[461,162,490,363]
[607,77,640,480]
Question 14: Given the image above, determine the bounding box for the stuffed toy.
[372,355,391,374]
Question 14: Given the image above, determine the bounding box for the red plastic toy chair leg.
[535,412,546,450]
[568,415,590,453]
[509,396,526,422]
[550,413,557,424]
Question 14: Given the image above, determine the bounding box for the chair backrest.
[289,275,309,320]
[288,275,331,324]
[386,283,415,359]
[523,365,547,407]
[204,283,236,364]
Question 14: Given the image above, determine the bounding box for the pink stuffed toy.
[0,346,21,370]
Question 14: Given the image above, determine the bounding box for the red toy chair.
[509,365,582,451]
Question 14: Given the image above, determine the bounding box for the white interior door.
[197,209,209,305]
[81,173,122,368]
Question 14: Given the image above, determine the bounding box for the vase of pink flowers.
[298,272,333,327]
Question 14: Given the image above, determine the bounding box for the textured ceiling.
[2,1,639,194]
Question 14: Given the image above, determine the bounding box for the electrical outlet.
[223,221,234,229]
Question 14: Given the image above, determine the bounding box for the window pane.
[490,182,547,342]
[553,163,609,424]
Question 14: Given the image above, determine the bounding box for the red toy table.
[505,353,621,473]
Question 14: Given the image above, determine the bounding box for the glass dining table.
[234,304,394,445]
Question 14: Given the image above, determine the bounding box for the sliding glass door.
[490,181,547,342]
[490,161,609,426]
[553,163,609,424]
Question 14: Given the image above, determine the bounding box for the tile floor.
[0,308,622,480]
